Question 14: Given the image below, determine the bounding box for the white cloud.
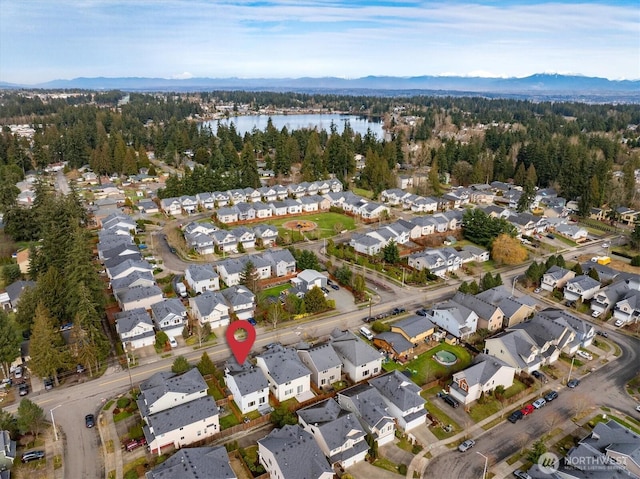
[171,72,193,80]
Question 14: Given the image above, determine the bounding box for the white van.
[359,326,374,341]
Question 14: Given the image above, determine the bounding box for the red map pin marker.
[226,320,256,365]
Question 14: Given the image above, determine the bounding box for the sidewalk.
[406,347,619,479]
[98,401,123,479]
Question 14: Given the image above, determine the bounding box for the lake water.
[203,114,385,138]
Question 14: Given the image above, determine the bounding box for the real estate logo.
[538,452,560,474]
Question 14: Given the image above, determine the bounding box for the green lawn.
[352,187,375,199]
[382,343,473,386]
[467,379,527,423]
[422,396,462,440]
[261,283,291,298]
[372,457,401,474]
[220,413,240,429]
[263,212,356,238]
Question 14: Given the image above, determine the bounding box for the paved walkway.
[406,347,619,479]
[98,401,123,479]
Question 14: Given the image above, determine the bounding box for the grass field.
[263,212,356,238]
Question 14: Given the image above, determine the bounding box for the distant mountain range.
[1,74,638,100]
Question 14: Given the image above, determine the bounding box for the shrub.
[631,255,640,266]
[398,464,408,475]
[116,397,131,409]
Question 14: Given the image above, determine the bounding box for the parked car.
[247,317,257,326]
[18,383,28,396]
[533,288,542,294]
[458,439,475,452]
[567,378,580,388]
[520,404,535,416]
[76,364,86,374]
[21,450,45,463]
[531,370,548,383]
[330,284,340,290]
[602,242,610,248]
[614,319,625,327]
[124,437,147,452]
[85,414,95,428]
[576,350,593,361]
[508,410,524,423]
[544,391,559,402]
[321,286,330,294]
[362,316,374,323]
[442,394,460,408]
[514,470,533,479]
[416,308,428,316]
[636,405,640,412]
[168,336,178,348]
[596,330,608,338]
[532,398,546,409]
[592,310,602,318]
[13,366,22,379]
[43,377,54,390]
[392,307,406,315]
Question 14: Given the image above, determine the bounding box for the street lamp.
[50,404,62,441]
[476,451,488,479]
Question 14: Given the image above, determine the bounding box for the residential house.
[269,201,288,217]
[245,188,262,203]
[160,197,182,216]
[224,360,269,415]
[452,292,504,332]
[189,291,230,328]
[216,206,239,224]
[235,202,256,221]
[216,258,245,286]
[256,345,311,402]
[274,184,289,200]
[179,195,198,214]
[258,425,333,479]
[330,329,383,383]
[391,315,436,344]
[196,192,216,210]
[617,206,639,226]
[369,370,427,431]
[253,202,273,219]
[372,332,414,359]
[555,224,589,242]
[287,184,307,198]
[458,245,490,264]
[429,301,479,339]
[541,266,576,292]
[221,285,255,321]
[150,298,187,338]
[103,213,137,233]
[291,269,327,293]
[0,430,16,471]
[262,249,296,277]
[101,243,141,264]
[611,283,640,326]
[484,329,544,374]
[410,216,436,236]
[297,399,368,469]
[449,354,516,406]
[350,234,384,256]
[476,286,537,328]
[116,285,164,312]
[564,275,601,302]
[380,188,410,206]
[115,308,156,349]
[4,280,36,312]
[257,186,277,202]
[512,314,578,357]
[103,251,143,270]
[212,191,230,207]
[110,270,156,295]
[185,264,220,294]
[137,369,220,454]
[230,226,256,250]
[297,343,342,390]
[337,384,396,446]
[211,230,238,253]
[360,202,389,220]
[539,309,595,348]
[228,189,247,204]
[145,446,236,479]
[408,248,462,277]
[284,198,303,215]
[184,231,215,255]
[253,225,279,247]
[107,259,153,280]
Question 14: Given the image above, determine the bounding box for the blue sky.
[1,0,638,84]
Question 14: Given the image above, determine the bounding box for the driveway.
[380,441,414,467]
[346,460,403,479]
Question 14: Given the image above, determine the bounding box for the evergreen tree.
[17,399,46,437]
[171,356,192,374]
[196,352,217,376]
[239,261,260,294]
[382,240,400,264]
[29,303,70,385]
[0,311,21,379]
[304,286,328,313]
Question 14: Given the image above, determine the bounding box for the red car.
[521,404,535,416]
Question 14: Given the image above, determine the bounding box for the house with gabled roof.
[230,226,256,250]
[360,201,389,219]
[195,192,216,210]
[145,446,237,479]
[590,276,640,317]
[0,430,16,471]
[104,250,143,270]
[330,329,382,383]
[253,224,279,247]
[337,384,396,446]
[212,191,230,207]
[253,202,273,219]
[555,224,588,242]
[612,287,640,326]
[184,231,215,255]
[4,280,36,312]
[216,206,239,224]
[103,212,137,233]
[262,249,296,277]
[380,188,410,206]
[227,189,247,204]
[179,195,198,214]
[211,230,238,253]
[235,202,256,221]
[564,275,601,302]
[372,332,414,359]
[185,264,220,294]
[391,315,436,344]
[429,301,478,339]
[476,285,537,328]
[150,298,187,338]
[410,216,436,236]
[274,184,289,200]
[107,259,153,280]
[297,343,342,390]
[511,313,576,357]
[116,285,164,312]
[258,425,333,479]
[269,201,288,216]
[449,354,515,406]
[256,345,311,401]
[369,370,427,430]
[297,399,368,469]
[137,368,220,454]
[257,186,277,202]
[221,285,255,320]
[160,197,182,216]
[541,266,575,292]
[452,292,504,332]
[101,242,140,264]
[110,270,156,295]
[115,308,156,349]
[313,180,331,195]
[244,187,262,203]
[189,291,230,328]
[224,359,269,415]
[215,258,244,286]
[396,218,422,240]
[484,329,543,374]
[299,195,320,212]
[539,308,595,349]
[350,233,384,256]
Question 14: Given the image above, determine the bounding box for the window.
[285,388,293,396]
[362,370,369,377]
[297,385,303,394]
[248,401,255,407]
[321,378,327,385]
[373,367,379,373]
[259,397,266,404]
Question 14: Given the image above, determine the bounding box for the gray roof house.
[103,250,143,269]
[150,298,187,337]
[297,343,343,390]
[0,430,16,470]
[145,446,236,479]
[115,285,164,312]
[429,301,478,339]
[541,266,575,292]
[137,369,220,454]
[564,275,601,302]
[256,345,311,402]
[221,285,255,321]
[262,249,296,277]
[110,270,156,295]
[258,425,333,479]
[484,329,545,374]
[452,292,504,332]
[369,370,427,430]
[107,259,153,280]
[224,362,269,415]
[449,354,515,406]
[330,329,383,383]
[539,308,596,349]
[337,383,396,446]
[297,399,368,468]
[115,308,156,349]
[4,280,36,311]
[253,224,278,246]
[189,291,230,328]
[185,264,220,294]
